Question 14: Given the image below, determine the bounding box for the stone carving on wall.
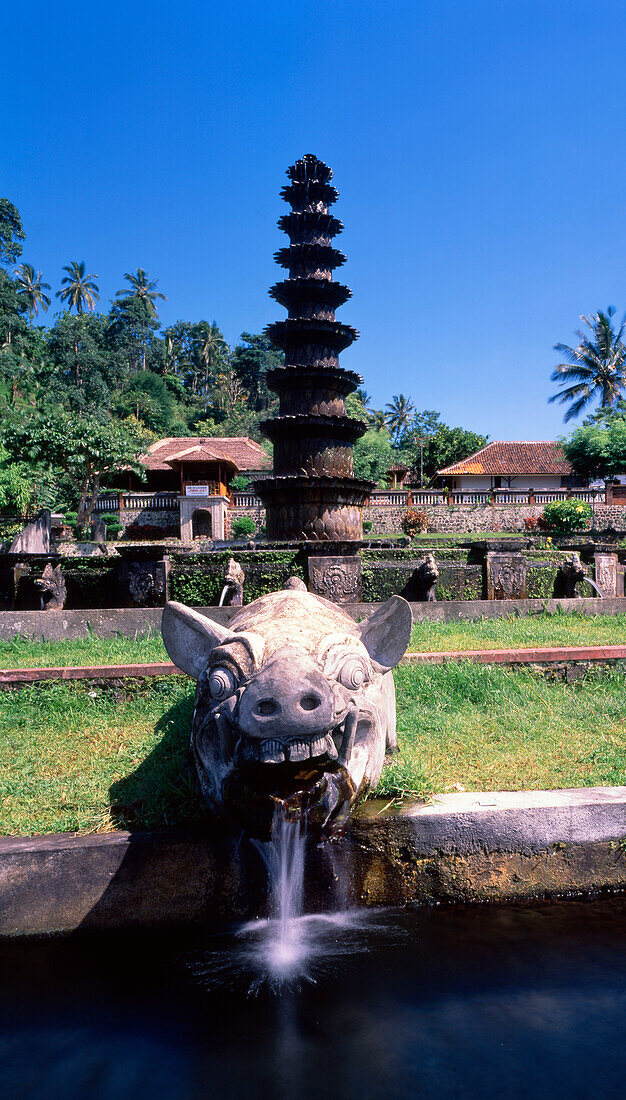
[486,552,527,600]
[161,590,413,837]
[307,555,361,604]
[413,553,439,601]
[553,553,586,598]
[594,553,618,597]
[221,558,245,606]
[35,562,66,610]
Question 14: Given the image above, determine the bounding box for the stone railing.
[232,491,263,508]
[94,493,179,513]
[96,486,609,516]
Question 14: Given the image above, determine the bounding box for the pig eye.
[338,655,369,690]
[208,666,238,700]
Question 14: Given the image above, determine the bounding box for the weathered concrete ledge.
[1,787,624,938]
[1,597,626,641]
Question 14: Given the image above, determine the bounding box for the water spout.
[218,584,229,607]
[581,577,605,598]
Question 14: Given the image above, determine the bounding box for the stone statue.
[554,553,586,598]
[413,553,439,602]
[35,562,66,610]
[162,590,412,837]
[283,576,307,591]
[222,558,245,606]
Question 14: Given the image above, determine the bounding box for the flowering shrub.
[524,516,539,531]
[401,508,428,537]
[539,499,592,534]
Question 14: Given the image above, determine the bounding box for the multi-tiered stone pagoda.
[255,154,373,542]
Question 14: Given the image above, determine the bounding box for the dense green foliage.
[0,195,487,523]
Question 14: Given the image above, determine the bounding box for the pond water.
[1,897,625,1099]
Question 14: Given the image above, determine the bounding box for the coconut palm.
[56,261,99,313]
[14,263,51,319]
[197,322,228,395]
[550,307,626,422]
[385,393,415,441]
[370,409,388,431]
[116,268,166,318]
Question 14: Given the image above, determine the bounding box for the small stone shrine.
[486,552,528,600]
[594,552,619,597]
[255,155,374,600]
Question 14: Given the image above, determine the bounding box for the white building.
[436,441,578,492]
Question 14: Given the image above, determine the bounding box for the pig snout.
[236,654,334,739]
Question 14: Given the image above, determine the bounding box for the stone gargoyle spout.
[162,589,412,838]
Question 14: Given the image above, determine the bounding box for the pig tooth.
[260,740,285,764]
[324,734,338,760]
[310,736,327,758]
[287,739,311,762]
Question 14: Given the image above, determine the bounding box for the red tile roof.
[140,437,271,472]
[438,442,571,476]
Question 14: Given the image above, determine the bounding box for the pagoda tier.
[255,154,373,542]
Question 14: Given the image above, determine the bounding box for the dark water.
[1,897,625,1099]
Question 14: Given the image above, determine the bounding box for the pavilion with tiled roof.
[120,436,271,496]
[436,442,580,492]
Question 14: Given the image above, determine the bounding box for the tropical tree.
[385,393,415,442]
[197,321,228,396]
[56,261,100,313]
[14,263,51,320]
[116,268,166,318]
[550,307,626,422]
[0,199,25,267]
[2,410,152,535]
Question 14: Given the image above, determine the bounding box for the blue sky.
[2,0,626,441]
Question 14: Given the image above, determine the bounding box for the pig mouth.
[216,707,359,769]
[209,709,361,837]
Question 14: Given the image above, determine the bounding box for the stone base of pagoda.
[254,475,374,542]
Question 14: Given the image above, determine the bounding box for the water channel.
[1,894,625,1099]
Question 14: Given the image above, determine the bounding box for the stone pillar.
[486,552,527,600]
[307,554,362,604]
[594,553,618,597]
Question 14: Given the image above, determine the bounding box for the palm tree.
[197,322,228,395]
[14,264,51,319]
[56,261,99,313]
[116,268,166,318]
[550,307,626,421]
[385,393,415,441]
[370,409,388,431]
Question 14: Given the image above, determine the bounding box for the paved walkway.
[2,643,626,686]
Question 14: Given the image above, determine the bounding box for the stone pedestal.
[307,554,361,604]
[486,552,527,600]
[179,495,228,542]
[594,553,618,597]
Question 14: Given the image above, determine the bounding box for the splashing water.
[187,806,391,994]
[252,806,308,977]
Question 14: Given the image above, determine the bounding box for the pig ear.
[358,595,413,671]
[162,601,233,678]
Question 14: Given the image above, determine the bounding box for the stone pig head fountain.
[162,587,412,837]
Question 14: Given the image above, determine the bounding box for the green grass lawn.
[1,664,625,836]
[408,611,626,652]
[1,612,626,670]
[0,630,168,668]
